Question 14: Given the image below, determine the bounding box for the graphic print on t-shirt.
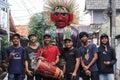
[29,52,37,69]
[13,52,21,59]
[85,49,89,60]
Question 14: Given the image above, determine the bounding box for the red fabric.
[37,45,60,62]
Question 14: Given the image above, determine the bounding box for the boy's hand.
[51,62,56,66]
[38,57,46,61]
[26,69,33,76]
[104,61,110,65]
[85,70,91,76]
[9,51,15,59]
[72,72,76,79]
[0,67,3,75]
[83,66,89,71]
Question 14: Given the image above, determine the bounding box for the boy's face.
[101,37,108,45]
[29,36,37,43]
[80,35,88,43]
[43,36,51,44]
[64,40,73,49]
[12,36,20,45]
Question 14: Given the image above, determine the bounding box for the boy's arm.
[5,51,15,63]
[24,60,33,76]
[104,48,117,65]
[110,48,117,65]
[73,57,80,74]
[51,55,59,65]
[81,57,87,71]
[86,53,98,69]
[72,57,80,78]
[84,44,98,70]
[51,46,60,65]
[62,63,66,78]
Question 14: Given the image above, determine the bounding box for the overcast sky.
[8,0,88,25]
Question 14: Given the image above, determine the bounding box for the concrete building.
[85,0,120,79]
[0,0,9,65]
[0,0,9,30]
[85,0,120,24]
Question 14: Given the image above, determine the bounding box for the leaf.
[28,12,51,46]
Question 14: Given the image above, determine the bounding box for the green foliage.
[28,12,50,46]
[1,36,10,59]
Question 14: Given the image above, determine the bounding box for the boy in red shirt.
[37,34,60,80]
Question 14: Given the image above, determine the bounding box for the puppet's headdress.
[44,0,79,26]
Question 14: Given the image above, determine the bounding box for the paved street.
[3,74,83,80]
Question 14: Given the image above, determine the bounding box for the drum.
[34,59,62,78]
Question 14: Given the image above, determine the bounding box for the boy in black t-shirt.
[24,34,41,80]
[63,38,81,80]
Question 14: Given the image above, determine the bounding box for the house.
[15,25,29,37]
[85,0,120,42]
[85,0,120,79]
[85,0,120,24]
[78,24,101,45]
[9,17,29,47]
[9,11,29,47]
[0,0,9,64]
[16,25,29,47]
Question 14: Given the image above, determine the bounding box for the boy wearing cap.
[5,34,25,80]
[97,33,117,80]
[79,32,99,80]
[63,38,81,80]
[37,34,60,80]
[24,34,41,80]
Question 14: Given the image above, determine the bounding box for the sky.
[8,0,90,25]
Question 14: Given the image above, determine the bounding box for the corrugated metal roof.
[0,28,7,35]
[86,0,120,10]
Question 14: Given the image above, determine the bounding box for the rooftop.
[86,0,120,10]
[15,25,29,37]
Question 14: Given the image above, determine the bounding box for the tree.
[1,36,10,60]
[28,12,50,46]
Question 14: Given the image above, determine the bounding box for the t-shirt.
[64,48,81,74]
[6,46,24,74]
[79,43,98,72]
[24,46,40,70]
[37,45,60,62]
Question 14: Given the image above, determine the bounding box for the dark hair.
[43,34,51,39]
[11,33,20,39]
[28,33,36,39]
[79,32,89,39]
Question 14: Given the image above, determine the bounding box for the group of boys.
[2,31,117,80]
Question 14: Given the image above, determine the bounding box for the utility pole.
[110,0,116,48]
[7,8,10,41]
[109,0,117,79]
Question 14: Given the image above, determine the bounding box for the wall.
[92,10,120,24]
[116,38,120,80]
[93,10,107,24]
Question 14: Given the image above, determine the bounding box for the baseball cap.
[11,33,20,39]
[64,38,73,42]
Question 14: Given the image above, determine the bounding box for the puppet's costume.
[44,0,81,68]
